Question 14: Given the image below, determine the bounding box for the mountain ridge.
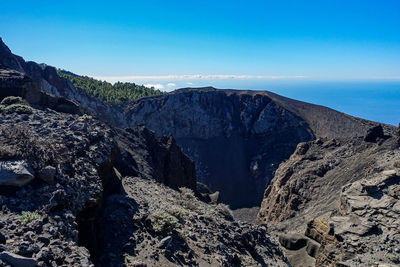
[1,37,399,266]
[124,86,392,208]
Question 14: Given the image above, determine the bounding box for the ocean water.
[258,81,400,126]
[166,80,400,125]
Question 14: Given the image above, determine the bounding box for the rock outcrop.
[124,88,388,209]
[256,135,399,226]
[0,160,34,187]
[95,177,287,266]
[256,130,400,266]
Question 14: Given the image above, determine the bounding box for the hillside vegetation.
[58,70,164,103]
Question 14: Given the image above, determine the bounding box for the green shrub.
[168,206,189,221]
[78,114,93,120]
[394,161,400,168]
[1,96,24,106]
[150,210,179,233]
[17,211,40,225]
[2,104,33,114]
[179,187,195,200]
[124,254,135,264]
[204,203,234,223]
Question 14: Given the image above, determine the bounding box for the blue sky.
[1,0,399,82]
[1,1,400,125]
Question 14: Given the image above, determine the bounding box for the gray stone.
[0,251,37,267]
[278,234,308,250]
[0,232,5,244]
[306,238,320,258]
[38,166,56,184]
[158,236,172,249]
[0,160,34,187]
[131,261,147,267]
[36,247,54,261]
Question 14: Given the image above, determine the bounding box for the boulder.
[0,160,34,187]
[0,251,37,267]
[305,238,320,258]
[209,191,220,204]
[0,232,5,244]
[158,236,172,249]
[279,234,308,250]
[364,125,385,142]
[38,166,56,184]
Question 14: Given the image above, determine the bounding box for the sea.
[165,80,400,126]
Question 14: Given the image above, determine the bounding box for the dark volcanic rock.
[124,88,387,208]
[256,134,400,266]
[0,68,80,115]
[114,125,196,191]
[364,124,386,142]
[95,177,287,266]
[256,136,399,225]
[0,103,200,266]
[1,37,392,210]
[0,160,34,187]
[125,89,314,208]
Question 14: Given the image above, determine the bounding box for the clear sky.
[1,1,400,125]
[1,0,399,81]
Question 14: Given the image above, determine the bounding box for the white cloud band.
[92,74,306,82]
[144,83,164,89]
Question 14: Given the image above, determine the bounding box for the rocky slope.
[0,38,287,266]
[96,177,286,266]
[0,101,199,265]
[1,37,391,211]
[0,37,126,127]
[256,127,400,266]
[2,36,399,267]
[124,88,387,209]
[0,89,287,267]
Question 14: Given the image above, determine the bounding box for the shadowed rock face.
[125,89,315,208]
[256,133,400,266]
[124,88,384,208]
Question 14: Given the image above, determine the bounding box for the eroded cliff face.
[125,88,315,208]
[124,88,386,209]
[256,130,400,266]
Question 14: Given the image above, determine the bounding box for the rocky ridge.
[1,36,392,211]
[0,98,287,267]
[2,36,399,267]
[123,88,389,209]
[0,37,126,127]
[256,128,400,266]
[0,38,287,266]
